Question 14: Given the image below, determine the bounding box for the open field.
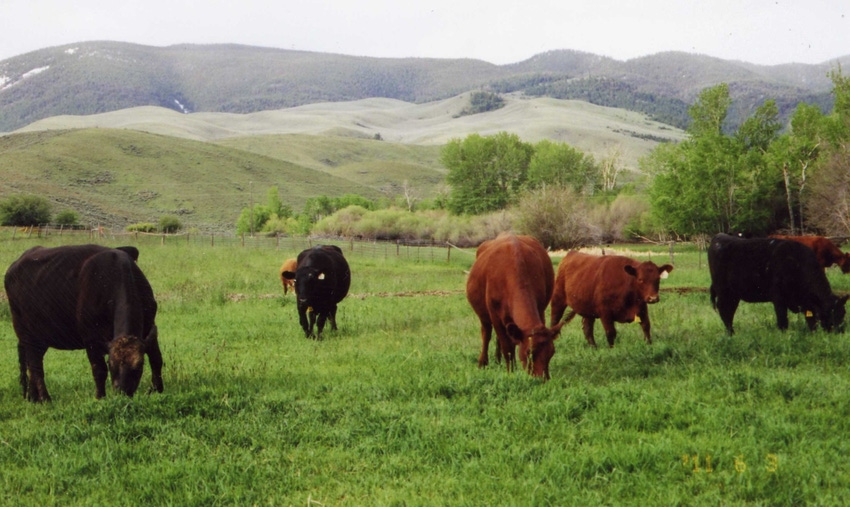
[1,233,850,505]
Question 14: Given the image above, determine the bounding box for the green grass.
[1,235,850,505]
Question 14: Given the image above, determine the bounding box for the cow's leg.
[86,347,109,399]
[550,291,567,327]
[308,310,320,339]
[21,345,51,402]
[581,317,598,348]
[805,315,818,331]
[315,312,329,340]
[17,344,28,400]
[638,305,652,344]
[146,339,165,394]
[297,307,311,337]
[773,303,790,330]
[600,318,618,348]
[493,322,515,372]
[716,297,739,335]
[477,317,493,368]
[328,304,339,330]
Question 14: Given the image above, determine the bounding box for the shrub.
[158,215,182,233]
[126,222,158,233]
[513,186,599,249]
[589,194,651,242]
[54,209,80,226]
[0,194,52,226]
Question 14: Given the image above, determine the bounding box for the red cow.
[466,234,565,379]
[550,251,673,348]
[769,235,850,273]
[279,258,298,295]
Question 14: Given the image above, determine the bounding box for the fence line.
[2,225,472,265]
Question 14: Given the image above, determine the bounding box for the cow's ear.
[840,295,850,306]
[505,323,524,344]
[659,264,674,278]
[624,265,637,277]
[282,271,296,280]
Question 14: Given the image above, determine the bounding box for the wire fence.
[2,224,477,266]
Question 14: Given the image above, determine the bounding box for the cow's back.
[467,234,553,317]
[5,245,154,351]
[556,252,636,316]
[709,234,825,303]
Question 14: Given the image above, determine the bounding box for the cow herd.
[3,231,849,401]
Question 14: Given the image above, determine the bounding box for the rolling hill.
[0,128,388,231]
[1,42,846,133]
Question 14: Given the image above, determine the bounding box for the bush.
[158,215,182,233]
[512,186,599,249]
[589,194,651,242]
[54,209,80,226]
[126,222,158,233]
[0,194,52,226]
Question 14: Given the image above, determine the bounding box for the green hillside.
[0,128,384,231]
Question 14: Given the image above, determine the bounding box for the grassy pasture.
[1,234,850,505]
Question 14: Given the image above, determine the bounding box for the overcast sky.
[1,0,847,66]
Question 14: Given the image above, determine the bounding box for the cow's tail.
[710,285,717,310]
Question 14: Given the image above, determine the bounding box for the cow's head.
[108,326,157,396]
[821,294,849,332]
[624,261,674,304]
[838,253,850,274]
[286,267,330,305]
[507,322,565,380]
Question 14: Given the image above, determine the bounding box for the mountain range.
[1,41,847,133]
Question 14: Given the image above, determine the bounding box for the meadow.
[1,232,850,505]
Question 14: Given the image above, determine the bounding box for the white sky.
[0,0,847,65]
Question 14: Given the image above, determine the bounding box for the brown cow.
[769,235,850,273]
[279,258,298,295]
[550,251,673,347]
[466,234,565,379]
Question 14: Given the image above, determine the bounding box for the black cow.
[708,233,848,334]
[282,245,351,339]
[4,244,164,402]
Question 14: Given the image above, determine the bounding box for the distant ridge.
[1,42,847,132]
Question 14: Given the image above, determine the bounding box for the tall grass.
[1,235,849,505]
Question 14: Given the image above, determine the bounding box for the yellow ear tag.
[318,273,325,280]
[307,306,314,313]
[660,271,669,279]
[634,315,641,323]
[805,311,813,317]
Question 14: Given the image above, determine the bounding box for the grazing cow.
[4,244,164,402]
[466,234,565,379]
[279,258,298,295]
[708,233,848,334]
[550,251,673,348]
[769,234,850,273]
[281,245,350,339]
